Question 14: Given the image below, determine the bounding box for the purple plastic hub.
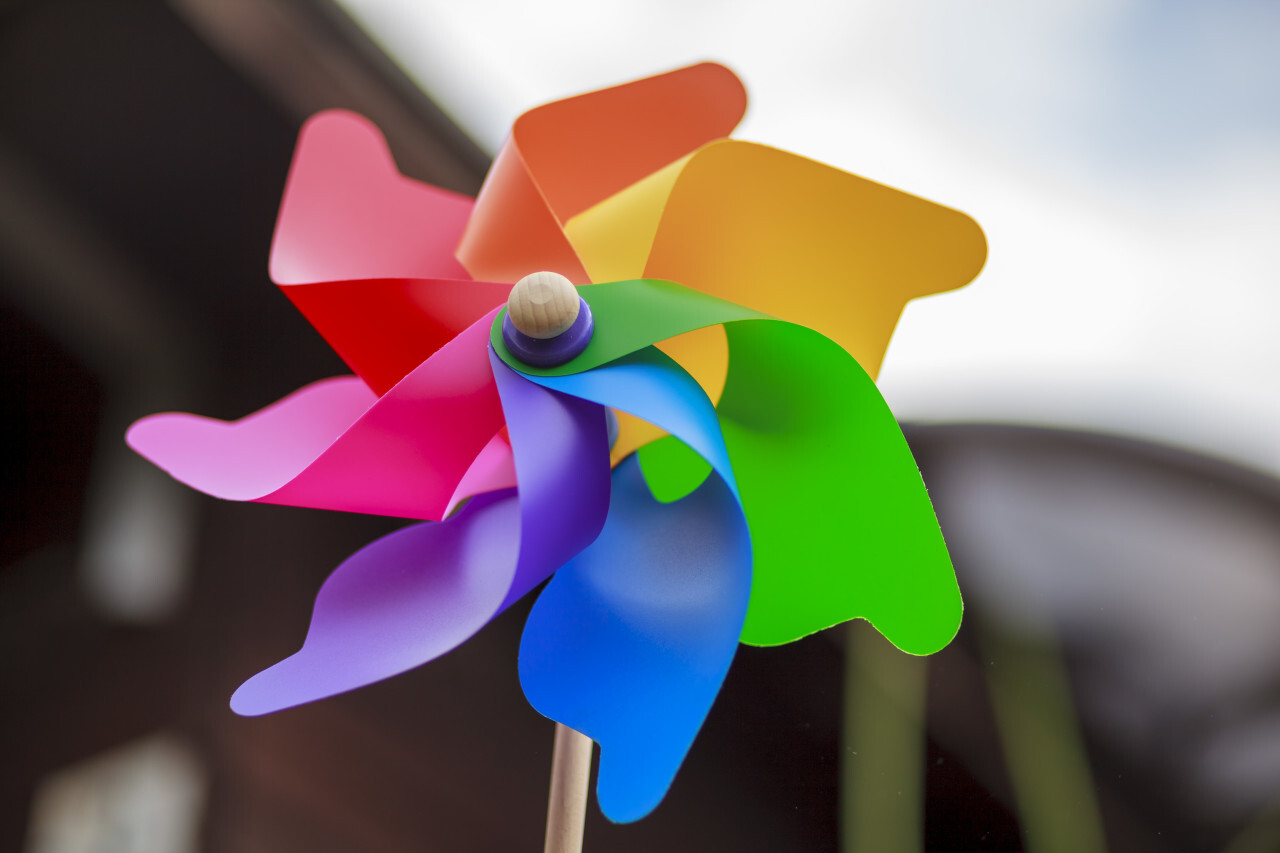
[502,296,593,368]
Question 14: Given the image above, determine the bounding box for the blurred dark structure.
[3,2,1280,852]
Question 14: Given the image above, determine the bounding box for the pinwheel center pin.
[502,271,594,367]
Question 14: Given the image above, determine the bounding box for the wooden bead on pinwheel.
[502,271,594,368]
[507,271,581,339]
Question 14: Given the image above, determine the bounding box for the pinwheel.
[127,62,986,827]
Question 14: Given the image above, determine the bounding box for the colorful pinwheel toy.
[127,63,986,825]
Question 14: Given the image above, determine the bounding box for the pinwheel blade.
[232,490,521,715]
[712,319,962,651]
[502,340,749,820]
[270,109,474,285]
[566,138,986,460]
[458,62,746,284]
[233,354,611,715]
[519,457,751,822]
[128,313,508,520]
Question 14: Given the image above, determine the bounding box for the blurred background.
[2,1,1278,851]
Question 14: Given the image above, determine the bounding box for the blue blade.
[516,349,751,821]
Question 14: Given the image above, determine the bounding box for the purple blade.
[232,356,610,715]
[232,489,519,715]
[489,350,612,610]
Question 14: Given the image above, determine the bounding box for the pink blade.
[270,110,475,285]
[127,311,506,520]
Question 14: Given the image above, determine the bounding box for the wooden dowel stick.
[544,723,592,853]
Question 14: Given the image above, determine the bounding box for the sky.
[339,0,1280,475]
